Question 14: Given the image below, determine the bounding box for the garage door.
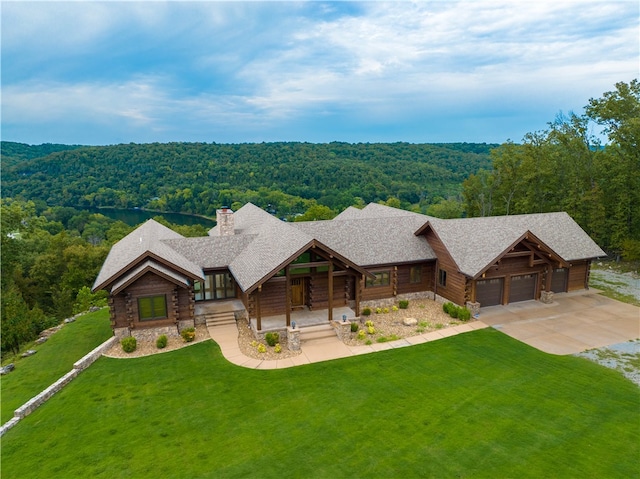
[509,274,537,303]
[476,278,504,306]
[551,268,568,293]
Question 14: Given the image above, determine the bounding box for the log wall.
[110,272,193,329]
[568,261,589,291]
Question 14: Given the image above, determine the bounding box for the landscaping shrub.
[392,305,399,312]
[377,334,400,343]
[350,322,359,332]
[365,320,374,327]
[458,308,472,321]
[156,335,168,349]
[274,344,282,353]
[357,330,366,340]
[257,344,266,353]
[362,307,372,316]
[442,302,464,321]
[265,332,280,347]
[376,307,382,314]
[181,327,196,342]
[121,336,137,353]
[398,299,409,309]
[367,325,376,335]
[383,307,389,314]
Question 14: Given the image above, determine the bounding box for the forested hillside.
[1,142,84,167]
[1,142,494,218]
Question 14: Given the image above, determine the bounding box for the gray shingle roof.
[293,216,436,266]
[422,212,606,278]
[333,206,364,220]
[162,235,257,270]
[92,219,203,292]
[95,203,605,296]
[220,204,316,292]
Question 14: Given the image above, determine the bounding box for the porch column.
[354,274,361,317]
[327,259,334,322]
[545,266,552,291]
[285,265,291,327]
[256,285,262,331]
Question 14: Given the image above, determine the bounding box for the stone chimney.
[216,207,235,236]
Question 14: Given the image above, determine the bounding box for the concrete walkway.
[478,290,640,355]
[208,320,490,369]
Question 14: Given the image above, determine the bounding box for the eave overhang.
[241,239,373,295]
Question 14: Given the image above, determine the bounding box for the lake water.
[88,207,216,227]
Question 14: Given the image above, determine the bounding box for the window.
[138,295,167,321]
[438,269,447,287]
[194,273,235,301]
[410,266,422,284]
[366,271,390,287]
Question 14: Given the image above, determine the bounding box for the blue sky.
[2,1,638,145]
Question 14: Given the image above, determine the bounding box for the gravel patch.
[236,318,302,361]
[590,267,640,301]
[103,325,211,358]
[341,300,463,347]
[575,339,640,387]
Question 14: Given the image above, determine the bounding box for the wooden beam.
[256,285,262,331]
[504,251,533,258]
[327,259,334,322]
[289,261,330,269]
[354,274,361,317]
[285,265,291,327]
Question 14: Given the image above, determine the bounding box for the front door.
[291,278,305,308]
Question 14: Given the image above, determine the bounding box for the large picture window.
[195,273,236,301]
[366,271,390,288]
[138,295,167,321]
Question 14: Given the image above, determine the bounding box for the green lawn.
[0,308,112,424]
[2,329,638,478]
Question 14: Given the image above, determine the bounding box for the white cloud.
[1,0,637,144]
[232,1,638,120]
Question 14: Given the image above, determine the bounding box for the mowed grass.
[2,329,638,479]
[0,308,112,424]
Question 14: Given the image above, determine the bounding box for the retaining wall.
[0,336,117,437]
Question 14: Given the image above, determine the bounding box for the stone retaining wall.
[73,336,117,370]
[0,336,117,437]
[361,291,436,309]
[131,326,180,342]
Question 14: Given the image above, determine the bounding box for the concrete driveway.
[478,290,640,355]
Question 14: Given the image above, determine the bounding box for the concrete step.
[299,323,337,342]
[204,311,236,328]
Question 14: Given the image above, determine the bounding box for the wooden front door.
[291,278,305,308]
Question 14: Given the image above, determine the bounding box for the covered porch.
[250,306,357,332]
